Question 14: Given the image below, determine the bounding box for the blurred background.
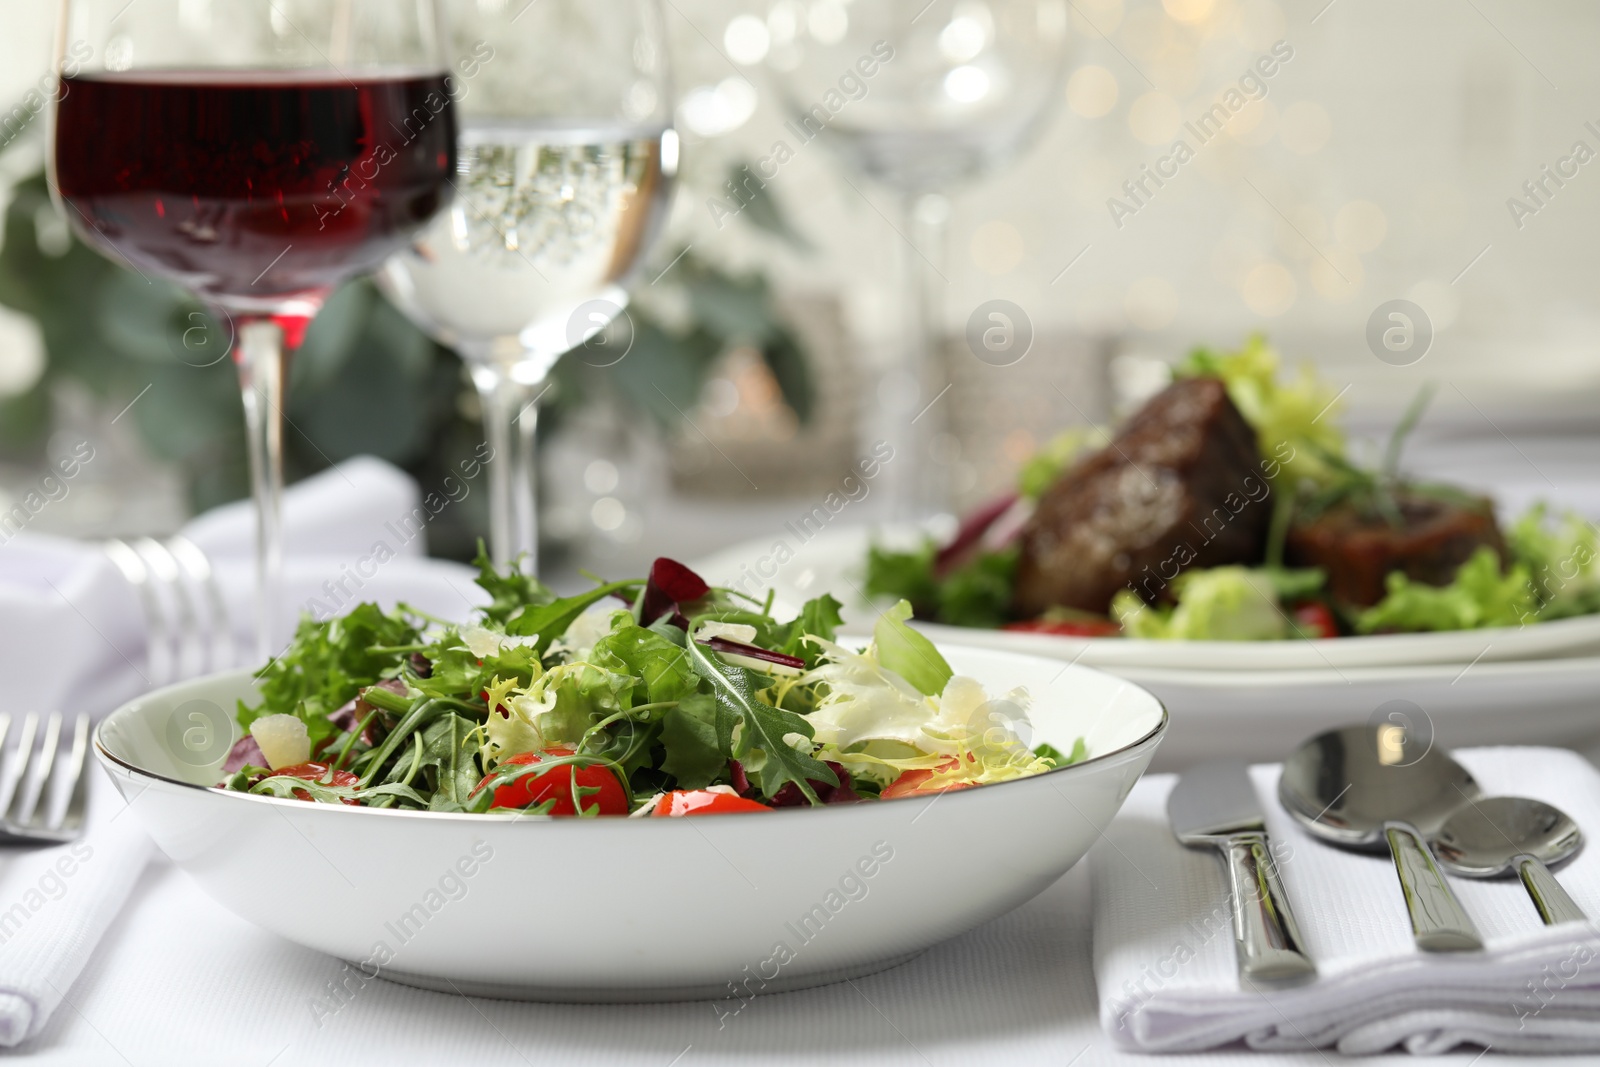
[5,0,1600,584]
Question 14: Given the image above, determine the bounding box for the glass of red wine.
[50,1,456,662]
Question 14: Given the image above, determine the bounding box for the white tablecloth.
[6,778,1565,1066]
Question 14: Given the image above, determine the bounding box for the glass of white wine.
[381,0,677,573]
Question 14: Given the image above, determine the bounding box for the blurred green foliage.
[0,136,812,558]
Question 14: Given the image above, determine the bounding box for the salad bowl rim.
[93,650,1168,825]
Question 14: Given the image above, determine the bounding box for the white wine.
[380,121,676,366]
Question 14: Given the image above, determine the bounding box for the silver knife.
[1167,760,1316,987]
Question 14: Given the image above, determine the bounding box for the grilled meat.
[1286,494,1505,607]
[1013,377,1273,617]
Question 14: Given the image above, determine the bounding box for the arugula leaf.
[591,624,700,705]
[863,542,1016,629]
[774,594,844,668]
[658,694,725,789]
[417,713,484,809]
[864,542,939,616]
[873,600,954,697]
[938,547,1017,629]
[686,630,836,804]
[244,602,419,748]
[505,580,641,653]
[473,544,556,626]
[250,776,429,807]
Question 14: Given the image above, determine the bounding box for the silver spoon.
[1432,796,1587,926]
[1279,724,1483,952]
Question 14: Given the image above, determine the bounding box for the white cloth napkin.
[0,457,487,1048]
[1092,746,1600,1055]
[0,457,486,718]
[0,792,153,1048]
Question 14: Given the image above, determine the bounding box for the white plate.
[1119,655,1600,772]
[95,646,1164,1001]
[692,525,1600,671]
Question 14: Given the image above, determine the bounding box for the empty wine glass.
[51,0,456,660]
[765,0,1069,518]
[380,0,677,574]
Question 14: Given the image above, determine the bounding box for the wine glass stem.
[886,190,950,522]
[472,363,542,575]
[235,318,287,664]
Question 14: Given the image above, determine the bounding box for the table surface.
[23,433,1600,1064]
[12,822,1566,1066]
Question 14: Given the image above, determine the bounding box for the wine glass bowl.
[378,0,677,572]
[763,0,1068,519]
[766,0,1069,191]
[50,0,456,659]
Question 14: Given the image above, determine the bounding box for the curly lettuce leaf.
[1507,504,1600,620]
[1177,334,1344,486]
[1112,567,1287,641]
[1356,547,1535,633]
[590,623,700,705]
[1017,428,1098,499]
[485,663,635,759]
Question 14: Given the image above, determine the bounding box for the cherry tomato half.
[476,747,629,816]
[1001,618,1122,638]
[881,757,977,800]
[1290,601,1339,639]
[274,762,361,805]
[652,789,772,817]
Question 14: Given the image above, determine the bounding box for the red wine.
[53,71,456,312]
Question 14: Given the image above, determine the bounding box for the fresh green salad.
[869,336,1599,641]
[219,554,1076,816]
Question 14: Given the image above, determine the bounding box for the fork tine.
[4,713,39,827]
[53,716,91,837]
[22,714,62,831]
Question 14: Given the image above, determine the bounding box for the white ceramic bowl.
[95,645,1164,1002]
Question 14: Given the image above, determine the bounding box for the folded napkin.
[0,785,152,1047]
[0,457,485,718]
[0,457,486,1046]
[1093,746,1600,1055]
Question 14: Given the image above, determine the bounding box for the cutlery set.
[1170,724,1588,987]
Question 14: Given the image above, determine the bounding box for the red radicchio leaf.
[639,557,711,627]
[221,734,266,774]
[409,652,433,678]
[697,636,805,671]
[934,492,1019,578]
[770,762,860,807]
[330,678,406,746]
[728,759,752,797]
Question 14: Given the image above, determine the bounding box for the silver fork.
[0,713,91,845]
[105,536,237,686]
